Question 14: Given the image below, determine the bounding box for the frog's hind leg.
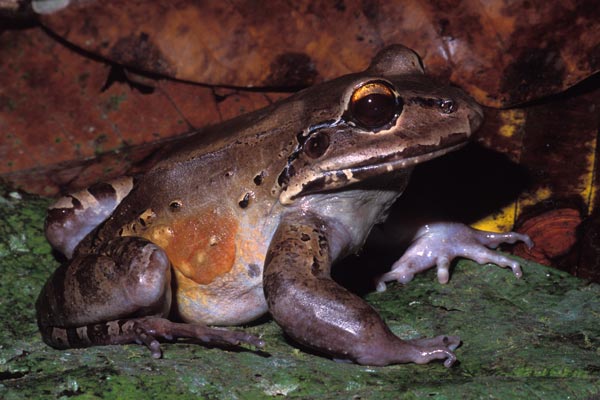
[264,215,460,367]
[45,177,134,259]
[36,236,264,357]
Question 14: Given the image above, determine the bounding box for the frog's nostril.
[438,99,456,114]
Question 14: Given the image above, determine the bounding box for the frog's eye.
[349,81,400,129]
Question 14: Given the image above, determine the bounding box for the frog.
[37,45,532,367]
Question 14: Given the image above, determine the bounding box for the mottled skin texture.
[38,45,531,366]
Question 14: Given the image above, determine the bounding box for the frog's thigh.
[263,215,459,367]
[36,236,172,331]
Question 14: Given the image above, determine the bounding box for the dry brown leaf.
[39,0,600,107]
[0,27,287,195]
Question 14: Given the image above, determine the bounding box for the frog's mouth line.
[344,130,469,172]
[344,140,467,181]
[293,139,467,200]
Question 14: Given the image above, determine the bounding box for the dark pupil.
[352,93,398,128]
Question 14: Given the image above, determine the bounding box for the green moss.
[0,185,598,399]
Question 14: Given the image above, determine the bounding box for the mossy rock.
[0,187,598,399]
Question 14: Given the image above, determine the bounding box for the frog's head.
[277,44,484,205]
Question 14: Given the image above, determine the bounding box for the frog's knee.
[107,237,172,309]
[36,237,172,332]
[129,244,172,309]
[45,177,133,258]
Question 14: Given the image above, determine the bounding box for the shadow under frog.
[37,45,532,367]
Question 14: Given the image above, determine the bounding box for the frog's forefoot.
[376,222,533,291]
[130,316,265,358]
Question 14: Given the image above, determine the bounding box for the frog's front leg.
[264,215,460,367]
[36,236,263,357]
[376,222,534,291]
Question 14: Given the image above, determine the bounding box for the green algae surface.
[0,187,599,399]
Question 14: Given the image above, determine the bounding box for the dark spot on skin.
[277,165,295,187]
[88,182,117,202]
[69,196,83,210]
[138,217,146,227]
[238,193,251,209]
[267,52,318,87]
[317,235,328,252]
[46,207,75,226]
[109,33,174,75]
[300,233,311,242]
[169,200,183,211]
[311,257,321,276]
[335,171,348,182]
[253,173,264,186]
[247,264,260,278]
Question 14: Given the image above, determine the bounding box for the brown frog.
[37,45,532,367]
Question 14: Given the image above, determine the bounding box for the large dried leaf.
[38,0,600,106]
[0,27,287,195]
